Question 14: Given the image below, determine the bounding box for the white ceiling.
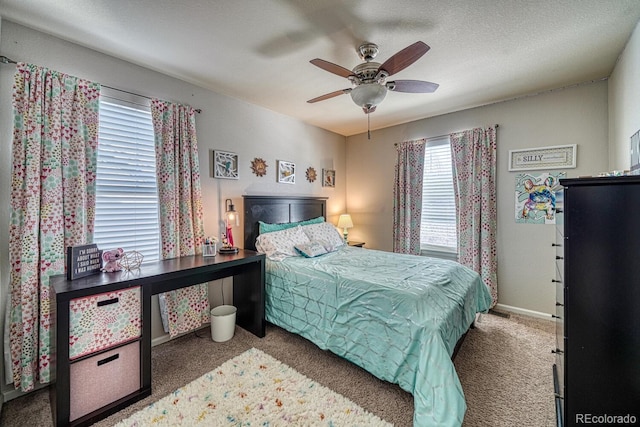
[1,0,639,136]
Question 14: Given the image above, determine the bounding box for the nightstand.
[348,241,365,247]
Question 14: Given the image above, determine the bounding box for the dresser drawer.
[554,262,564,304]
[553,239,564,258]
[69,341,141,421]
[69,286,142,359]
[555,280,564,306]
[555,351,564,399]
[555,253,564,271]
[555,303,564,347]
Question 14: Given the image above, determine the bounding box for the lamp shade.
[337,214,353,229]
[225,199,240,227]
[350,83,387,109]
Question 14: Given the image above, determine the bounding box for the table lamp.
[337,214,353,242]
[220,198,240,253]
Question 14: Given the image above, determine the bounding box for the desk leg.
[141,286,152,393]
[233,259,265,337]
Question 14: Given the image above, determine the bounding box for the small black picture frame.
[67,244,103,280]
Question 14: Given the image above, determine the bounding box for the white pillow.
[255,225,311,260]
[301,222,345,252]
[295,241,328,258]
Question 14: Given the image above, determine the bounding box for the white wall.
[0,20,345,398]
[609,20,640,170]
[345,81,609,316]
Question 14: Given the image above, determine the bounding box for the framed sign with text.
[508,144,576,171]
[67,244,103,280]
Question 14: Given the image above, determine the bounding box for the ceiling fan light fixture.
[350,83,387,110]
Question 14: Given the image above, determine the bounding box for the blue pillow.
[259,216,324,234]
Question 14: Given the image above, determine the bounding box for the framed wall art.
[515,171,565,224]
[322,169,335,187]
[277,160,295,184]
[508,144,576,171]
[213,150,239,179]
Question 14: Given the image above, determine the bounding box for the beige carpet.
[0,312,555,426]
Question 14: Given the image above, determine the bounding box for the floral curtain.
[393,139,426,254]
[450,127,498,306]
[9,63,100,391]
[151,99,209,338]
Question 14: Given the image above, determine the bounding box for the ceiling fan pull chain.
[367,113,371,140]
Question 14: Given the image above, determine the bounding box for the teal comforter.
[265,246,492,426]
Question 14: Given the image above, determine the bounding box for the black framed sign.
[67,244,103,280]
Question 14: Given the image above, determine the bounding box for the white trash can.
[210,305,237,342]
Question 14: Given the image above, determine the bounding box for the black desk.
[50,249,265,426]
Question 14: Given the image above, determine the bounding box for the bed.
[243,195,492,426]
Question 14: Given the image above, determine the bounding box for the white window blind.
[94,97,160,263]
[420,136,457,258]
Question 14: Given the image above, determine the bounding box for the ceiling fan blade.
[378,41,430,76]
[387,80,439,93]
[310,59,354,78]
[307,88,351,103]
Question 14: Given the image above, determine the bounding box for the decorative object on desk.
[119,250,144,270]
[515,172,565,224]
[213,150,239,179]
[508,144,576,171]
[221,199,240,254]
[250,157,268,177]
[305,166,317,182]
[66,244,103,280]
[322,168,335,187]
[112,348,390,427]
[219,246,239,254]
[277,159,296,184]
[101,248,124,272]
[597,170,626,177]
[203,236,218,257]
[630,129,640,175]
[337,213,354,241]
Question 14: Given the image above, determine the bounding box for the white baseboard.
[493,303,553,320]
[3,388,22,403]
[2,381,47,403]
[151,334,172,347]
[151,325,210,348]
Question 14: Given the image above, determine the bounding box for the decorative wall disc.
[250,157,268,177]
[306,166,317,183]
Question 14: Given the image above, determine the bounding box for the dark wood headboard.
[243,195,327,251]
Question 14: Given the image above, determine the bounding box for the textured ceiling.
[1,0,639,136]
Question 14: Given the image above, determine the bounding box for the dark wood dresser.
[553,176,640,426]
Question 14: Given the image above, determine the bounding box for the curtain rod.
[102,84,202,114]
[1,55,17,64]
[1,55,201,113]
[394,124,499,145]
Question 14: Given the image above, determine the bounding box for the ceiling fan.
[307,41,439,114]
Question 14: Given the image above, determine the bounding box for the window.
[420,136,457,260]
[93,94,160,263]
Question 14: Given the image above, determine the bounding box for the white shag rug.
[114,347,391,426]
